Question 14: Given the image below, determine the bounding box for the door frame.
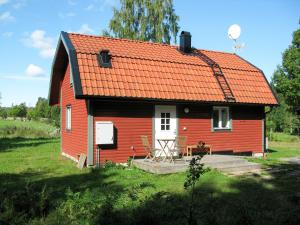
[152,105,178,148]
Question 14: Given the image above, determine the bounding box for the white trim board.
[62,151,79,163]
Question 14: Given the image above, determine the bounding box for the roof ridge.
[67,32,177,48]
[67,32,236,55]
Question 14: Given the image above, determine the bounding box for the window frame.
[212,106,231,131]
[66,105,72,131]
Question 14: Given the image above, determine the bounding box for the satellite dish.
[228,24,241,40]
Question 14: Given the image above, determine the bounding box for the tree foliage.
[272,28,300,111]
[105,0,180,44]
[27,97,60,127]
[8,103,27,118]
[268,27,300,135]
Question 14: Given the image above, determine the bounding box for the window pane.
[161,119,165,125]
[166,125,170,130]
[221,109,228,128]
[161,125,165,130]
[166,118,170,125]
[161,113,165,118]
[166,113,170,118]
[213,110,219,128]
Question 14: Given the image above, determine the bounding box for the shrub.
[0,183,51,225]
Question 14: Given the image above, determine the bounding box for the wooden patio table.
[156,138,176,161]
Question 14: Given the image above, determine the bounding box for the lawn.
[1,121,300,225]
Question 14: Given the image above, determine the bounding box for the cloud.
[13,0,26,9]
[25,64,45,77]
[2,31,13,37]
[75,24,94,34]
[23,30,55,58]
[85,0,118,12]
[0,0,9,6]
[0,11,15,23]
[85,4,94,11]
[67,0,77,5]
[58,11,76,19]
[0,64,48,81]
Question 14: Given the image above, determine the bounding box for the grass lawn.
[1,122,300,225]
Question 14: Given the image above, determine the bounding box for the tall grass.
[0,120,58,138]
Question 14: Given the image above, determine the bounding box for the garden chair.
[140,135,160,161]
[169,136,187,163]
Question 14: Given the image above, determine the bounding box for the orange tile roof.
[66,32,277,105]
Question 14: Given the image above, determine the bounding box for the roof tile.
[67,32,277,105]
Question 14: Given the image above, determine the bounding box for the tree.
[104,0,180,44]
[9,103,27,118]
[272,28,300,111]
[267,95,300,133]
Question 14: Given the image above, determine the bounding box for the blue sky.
[0,0,299,107]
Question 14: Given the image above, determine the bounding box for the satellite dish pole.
[228,24,245,53]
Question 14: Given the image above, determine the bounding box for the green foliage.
[184,155,207,225]
[266,95,300,133]
[0,107,7,119]
[8,103,27,118]
[271,28,300,111]
[105,0,180,44]
[0,183,51,225]
[269,132,300,142]
[27,97,60,128]
[0,119,58,138]
[58,188,101,225]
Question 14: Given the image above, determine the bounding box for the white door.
[154,105,177,155]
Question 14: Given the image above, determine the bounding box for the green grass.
[268,132,300,142]
[0,119,57,138]
[1,122,300,224]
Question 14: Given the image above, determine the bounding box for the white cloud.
[25,64,45,77]
[85,0,118,12]
[13,0,27,9]
[2,31,13,37]
[85,4,94,11]
[76,24,94,34]
[67,0,77,5]
[0,0,9,6]
[58,11,76,19]
[0,11,15,23]
[23,30,55,59]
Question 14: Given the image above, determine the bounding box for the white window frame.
[212,106,231,130]
[66,105,72,131]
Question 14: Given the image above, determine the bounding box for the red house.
[49,31,278,166]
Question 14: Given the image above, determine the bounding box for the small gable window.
[98,49,112,68]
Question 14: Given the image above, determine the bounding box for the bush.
[0,184,51,225]
[57,188,102,225]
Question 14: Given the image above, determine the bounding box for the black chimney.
[180,31,191,53]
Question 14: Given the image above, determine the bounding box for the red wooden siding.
[178,105,264,153]
[92,102,263,164]
[61,64,88,160]
[93,102,153,163]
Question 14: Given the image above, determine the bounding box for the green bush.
[0,184,51,225]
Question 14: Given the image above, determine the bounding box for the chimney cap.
[180,31,191,36]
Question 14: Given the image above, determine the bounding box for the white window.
[66,105,72,130]
[213,106,231,130]
[161,112,170,131]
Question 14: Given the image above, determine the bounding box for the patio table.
[156,138,176,161]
